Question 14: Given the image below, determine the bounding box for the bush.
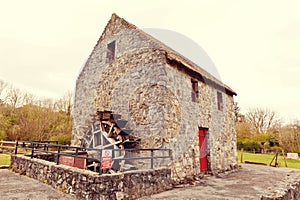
[0,131,7,140]
[237,139,262,152]
[50,135,71,145]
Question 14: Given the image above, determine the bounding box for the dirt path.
[0,169,73,200]
[140,164,300,200]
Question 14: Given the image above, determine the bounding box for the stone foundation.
[11,155,172,200]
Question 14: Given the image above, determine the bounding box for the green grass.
[0,153,10,166]
[238,151,300,169]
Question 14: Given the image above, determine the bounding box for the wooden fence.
[0,140,16,153]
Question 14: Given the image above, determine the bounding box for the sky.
[0,0,299,122]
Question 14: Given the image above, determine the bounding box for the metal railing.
[15,141,172,174]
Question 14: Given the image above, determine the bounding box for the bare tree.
[54,91,73,116]
[234,102,241,122]
[0,80,7,96]
[246,108,280,134]
[0,80,7,105]
[6,86,24,109]
[36,98,55,110]
[277,120,300,153]
[22,92,36,105]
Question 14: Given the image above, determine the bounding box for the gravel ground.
[140,164,300,200]
[1,164,300,200]
[0,169,73,200]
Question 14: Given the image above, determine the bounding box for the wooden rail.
[0,140,16,153]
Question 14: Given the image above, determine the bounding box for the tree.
[54,91,73,116]
[236,120,252,140]
[0,81,73,143]
[277,121,300,153]
[234,102,241,122]
[22,92,36,105]
[246,108,280,135]
[0,80,7,105]
[5,86,23,110]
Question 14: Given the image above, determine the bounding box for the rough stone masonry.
[72,13,238,181]
[11,154,172,200]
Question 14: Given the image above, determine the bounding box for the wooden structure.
[0,140,16,153]
[59,151,88,169]
[82,110,141,171]
[83,110,140,149]
[269,150,288,168]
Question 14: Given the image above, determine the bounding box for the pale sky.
[0,0,299,122]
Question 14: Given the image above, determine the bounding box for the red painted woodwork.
[59,152,87,169]
[198,128,208,171]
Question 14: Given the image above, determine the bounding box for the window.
[217,91,223,111]
[106,40,116,63]
[191,79,199,102]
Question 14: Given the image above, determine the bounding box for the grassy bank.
[0,153,10,166]
[238,151,300,169]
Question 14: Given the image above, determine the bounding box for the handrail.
[15,141,172,174]
[0,140,16,145]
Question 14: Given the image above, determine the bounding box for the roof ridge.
[98,13,137,43]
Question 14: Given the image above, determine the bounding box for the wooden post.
[15,141,18,154]
[269,153,276,166]
[31,143,35,158]
[57,146,61,165]
[275,152,278,167]
[282,149,288,167]
[241,148,244,163]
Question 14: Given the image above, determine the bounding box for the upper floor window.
[191,79,199,102]
[217,91,223,111]
[106,40,116,63]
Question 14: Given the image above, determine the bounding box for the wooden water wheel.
[85,110,140,172]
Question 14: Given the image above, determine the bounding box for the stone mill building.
[72,13,238,180]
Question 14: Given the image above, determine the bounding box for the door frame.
[198,127,209,171]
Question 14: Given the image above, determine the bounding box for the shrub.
[238,139,262,153]
[0,131,7,140]
[50,135,71,145]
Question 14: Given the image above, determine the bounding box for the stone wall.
[72,26,165,145]
[162,63,238,181]
[261,172,300,200]
[73,14,238,182]
[11,155,172,200]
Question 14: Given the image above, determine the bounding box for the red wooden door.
[198,128,208,171]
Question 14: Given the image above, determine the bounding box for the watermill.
[82,110,141,172]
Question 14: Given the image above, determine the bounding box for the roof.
[96,13,237,96]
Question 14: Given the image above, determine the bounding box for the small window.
[217,91,223,111]
[106,40,116,63]
[191,80,199,102]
